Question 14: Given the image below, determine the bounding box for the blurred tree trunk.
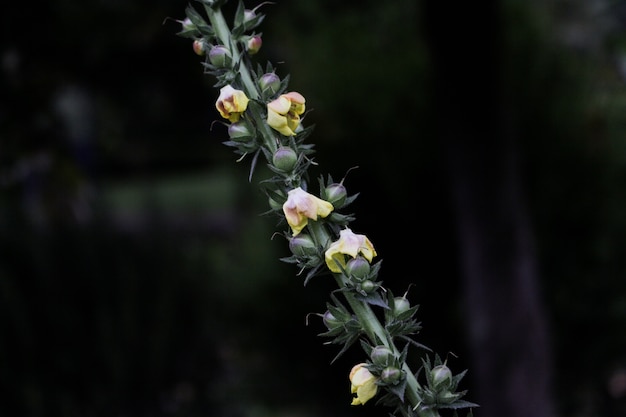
[422,1,554,416]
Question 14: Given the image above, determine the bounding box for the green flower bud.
[228,121,252,140]
[208,45,232,67]
[322,310,343,330]
[272,146,298,172]
[181,18,196,32]
[258,72,281,95]
[243,8,257,25]
[359,279,377,294]
[345,256,370,280]
[289,233,317,257]
[430,364,452,390]
[370,345,393,367]
[393,296,411,315]
[325,183,347,208]
[381,366,402,384]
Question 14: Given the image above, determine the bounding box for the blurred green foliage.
[1,0,626,416]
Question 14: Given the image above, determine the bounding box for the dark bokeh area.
[1,0,626,416]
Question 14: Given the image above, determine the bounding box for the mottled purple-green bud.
[345,256,370,280]
[381,366,402,384]
[370,345,394,367]
[208,45,232,67]
[322,310,343,330]
[325,183,347,208]
[289,233,317,257]
[228,121,252,139]
[181,18,195,32]
[258,72,281,95]
[430,364,453,390]
[272,146,298,172]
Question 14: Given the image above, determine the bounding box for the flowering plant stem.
[174,1,477,416]
[309,220,422,407]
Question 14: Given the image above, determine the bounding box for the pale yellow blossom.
[216,85,249,122]
[267,91,306,136]
[325,228,377,273]
[349,363,378,405]
[282,187,333,236]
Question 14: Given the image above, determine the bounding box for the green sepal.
[185,5,214,37]
[354,291,389,309]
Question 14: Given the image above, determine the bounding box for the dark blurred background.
[1,0,626,416]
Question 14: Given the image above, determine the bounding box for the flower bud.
[381,366,402,384]
[289,233,317,257]
[393,296,411,315]
[247,35,262,55]
[228,121,253,140]
[192,40,205,56]
[325,183,347,208]
[258,72,281,95]
[243,9,257,25]
[430,364,453,390]
[359,280,377,294]
[370,345,393,367]
[272,146,298,172]
[345,256,370,280]
[208,45,232,67]
[322,310,343,330]
[181,17,195,32]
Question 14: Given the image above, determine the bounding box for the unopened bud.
[381,366,402,384]
[430,364,453,390]
[181,18,195,32]
[370,345,393,367]
[289,233,317,257]
[258,72,281,95]
[193,40,205,56]
[345,256,370,280]
[247,35,262,55]
[393,296,411,315]
[228,121,252,140]
[322,310,343,330]
[272,146,298,172]
[325,183,347,208]
[208,45,232,67]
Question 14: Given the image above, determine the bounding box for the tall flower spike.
[325,227,377,273]
[267,92,306,136]
[216,85,249,122]
[282,187,334,236]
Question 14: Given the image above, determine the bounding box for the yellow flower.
[325,228,377,273]
[267,91,306,136]
[216,85,249,122]
[350,363,378,405]
[282,187,334,236]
